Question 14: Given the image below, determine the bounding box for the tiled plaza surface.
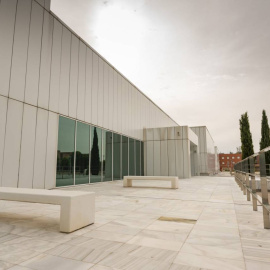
[0,176,270,270]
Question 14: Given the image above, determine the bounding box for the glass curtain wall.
[75,122,90,185]
[113,133,121,180]
[56,116,143,186]
[90,127,102,183]
[103,131,112,181]
[56,117,76,187]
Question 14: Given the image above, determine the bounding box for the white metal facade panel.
[49,18,62,112]
[45,111,58,189]
[9,0,31,102]
[97,57,104,127]
[146,141,153,176]
[68,34,79,118]
[0,0,17,97]
[91,52,98,125]
[108,66,114,131]
[77,41,86,121]
[103,62,109,129]
[18,104,37,188]
[0,96,8,184]
[38,11,53,110]
[160,140,168,176]
[153,141,160,176]
[33,108,48,189]
[113,70,118,131]
[58,27,71,116]
[85,48,93,123]
[117,74,122,134]
[176,139,184,178]
[1,99,23,187]
[24,1,43,106]
[183,139,191,178]
[168,140,176,176]
[121,77,125,135]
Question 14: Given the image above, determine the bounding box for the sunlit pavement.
[0,176,269,270]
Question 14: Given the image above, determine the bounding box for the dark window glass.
[103,130,112,181]
[56,117,75,187]
[129,138,135,175]
[141,142,144,176]
[75,122,90,185]
[135,140,141,175]
[122,136,128,177]
[113,133,121,180]
[90,127,102,183]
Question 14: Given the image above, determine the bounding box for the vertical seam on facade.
[57,24,63,113]
[76,41,81,120]
[43,110,49,189]
[83,44,86,121]
[32,108,39,188]
[67,33,72,116]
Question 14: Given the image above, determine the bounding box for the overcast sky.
[51,0,270,153]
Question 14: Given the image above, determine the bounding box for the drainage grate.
[158,216,197,224]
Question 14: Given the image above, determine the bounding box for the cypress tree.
[91,127,100,175]
[239,112,254,159]
[260,110,270,165]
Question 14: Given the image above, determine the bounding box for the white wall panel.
[153,141,160,176]
[33,108,48,189]
[91,52,98,125]
[9,0,31,101]
[45,111,58,189]
[38,11,53,109]
[183,140,191,178]
[18,104,37,188]
[85,48,93,123]
[160,140,168,176]
[24,1,43,106]
[121,78,125,135]
[97,57,104,127]
[108,66,114,131]
[117,74,122,133]
[168,140,176,176]
[68,34,79,118]
[77,41,86,121]
[176,140,184,178]
[0,96,8,185]
[146,141,153,176]
[103,62,109,129]
[49,18,62,112]
[58,27,71,116]
[113,70,118,131]
[0,0,17,97]
[2,99,23,187]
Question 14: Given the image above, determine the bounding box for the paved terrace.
[0,176,270,270]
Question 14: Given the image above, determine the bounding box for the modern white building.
[0,0,219,190]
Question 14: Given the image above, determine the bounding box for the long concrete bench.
[0,187,95,233]
[123,176,179,189]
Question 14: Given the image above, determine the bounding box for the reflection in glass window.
[90,127,102,183]
[141,142,144,176]
[56,117,75,187]
[103,130,112,181]
[135,140,141,175]
[129,138,135,175]
[113,133,121,180]
[122,136,128,177]
[75,122,90,185]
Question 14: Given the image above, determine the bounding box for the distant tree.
[239,112,254,159]
[91,127,100,175]
[260,110,270,165]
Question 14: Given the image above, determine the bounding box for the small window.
[222,157,224,159]
[232,157,235,159]
[237,157,240,159]
[222,162,225,164]
[227,157,229,159]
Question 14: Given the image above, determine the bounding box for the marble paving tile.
[59,245,94,261]
[89,265,120,270]
[78,238,123,252]
[169,264,201,270]
[21,254,93,270]
[243,246,270,262]
[146,220,193,234]
[245,259,270,270]
[83,230,134,243]
[6,266,32,270]
[95,223,142,236]
[0,260,14,270]
[174,252,245,270]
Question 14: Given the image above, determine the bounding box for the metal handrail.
[234,146,270,229]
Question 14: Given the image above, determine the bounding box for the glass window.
[141,142,144,176]
[122,136,128,177]
[129,138,135,175]
[232,157,235,159]
[222,157,224,159]
[227,157,229,159]
[56,117,75,187]
[103,130,112,181]
[75,122,90,185]
[90,126,102,183]
[113,133,121,180]
[135,140,141,176]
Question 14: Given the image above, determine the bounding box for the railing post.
[250,156,257,211]
[259,151,270,229]
[246,172,250,201]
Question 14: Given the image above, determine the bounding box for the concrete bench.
[0,187,95,233]
[123,176,179,189]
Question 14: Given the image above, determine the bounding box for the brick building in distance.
[219,153,242,171]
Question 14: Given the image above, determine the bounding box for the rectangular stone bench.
[0,187,95,233]
[123,176,179,189]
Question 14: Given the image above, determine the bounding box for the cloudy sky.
[51,0,270,153]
